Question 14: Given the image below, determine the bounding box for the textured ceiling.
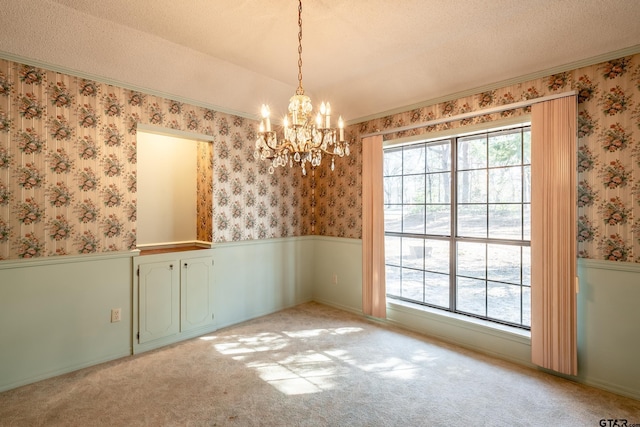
[1,0,640,122]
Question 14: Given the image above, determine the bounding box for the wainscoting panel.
[0,252,133,392]
[311,236,363,314]
[576,259,640,400]
[210,237,314,329]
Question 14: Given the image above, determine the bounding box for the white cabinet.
[138,261,180,344]
[134,251,215,352]
[181,256,215,332]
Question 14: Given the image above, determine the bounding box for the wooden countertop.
[139,245,208,256]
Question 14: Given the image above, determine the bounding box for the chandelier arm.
[262,137,297,154]
[315,149,338,157]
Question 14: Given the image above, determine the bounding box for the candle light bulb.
[260,105,271,131]
[325,102,331,128]
[259,121,265,133]
[316,112,322,128]
[338,116,344,141]
[320,102,326,115]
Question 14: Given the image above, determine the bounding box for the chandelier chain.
[296,0,304,95]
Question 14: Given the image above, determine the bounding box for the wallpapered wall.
[330,53,640,262]
[0,59,309,260]
[1,53,639,262]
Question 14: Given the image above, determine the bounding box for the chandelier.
[254,0,349,175]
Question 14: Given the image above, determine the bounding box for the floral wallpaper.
[0,58,307,260]
[2,52,639,263]
[320,53,640,262]
[196,140,213,242]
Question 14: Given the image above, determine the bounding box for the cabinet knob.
[184,262,188,268]
[169,264,173,270]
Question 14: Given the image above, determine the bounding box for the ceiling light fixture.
[254,0,349,175]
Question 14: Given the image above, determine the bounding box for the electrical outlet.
[111,308,121,323]
[332,273,338,285]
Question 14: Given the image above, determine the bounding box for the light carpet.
[1,302,638,426]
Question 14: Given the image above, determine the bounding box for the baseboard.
[311,297,362,317]
[578,375,640,401]
[0,348,131,393]
[214,298,315,332]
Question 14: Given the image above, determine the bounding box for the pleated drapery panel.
[362,135,386,319]
[530,95,578,376]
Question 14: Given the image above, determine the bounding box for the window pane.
[384,176,402,204]
[402,205,425,234]
[424,239,450,274]
[457,277,486,316]
[487,281,522,324]
[386,266,401,297]
[523,204,531,240]
[403,144,425,174]
[425,172,450,203]
[488,166,522,203]
[384,205,402,232]
[523,165,531,203]
[385,235,401,266]
[384,148,403,176]
[457,242,486,279]
[457,204,487,238]
[457,170,486,203]
[488,130,522,167]
[426,205,450,236]
[523,129,531,165]
[522,286,531,327]
[403,175,425,204]
[522,246,531,287]
[487,244,521,285]
[402,237,424,269]
[401,268,424,302]
[426,142,451,172]
[425,272,449,308]
[458,136,487,170]
[488,204,522,239]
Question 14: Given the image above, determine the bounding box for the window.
[384,125,531,329]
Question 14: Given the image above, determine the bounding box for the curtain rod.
[361,90,577,138]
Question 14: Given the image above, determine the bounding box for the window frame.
[383,123,532,330]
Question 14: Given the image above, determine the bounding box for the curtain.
[362,135,386,319]
[530,95,578,376]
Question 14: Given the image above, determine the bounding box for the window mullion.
[449,137,457,312]
[484,133,489,318]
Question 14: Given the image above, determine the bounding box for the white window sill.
[387,299,531,342]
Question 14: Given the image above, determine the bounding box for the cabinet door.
[139,261,180,344]
[181,256,215,332]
